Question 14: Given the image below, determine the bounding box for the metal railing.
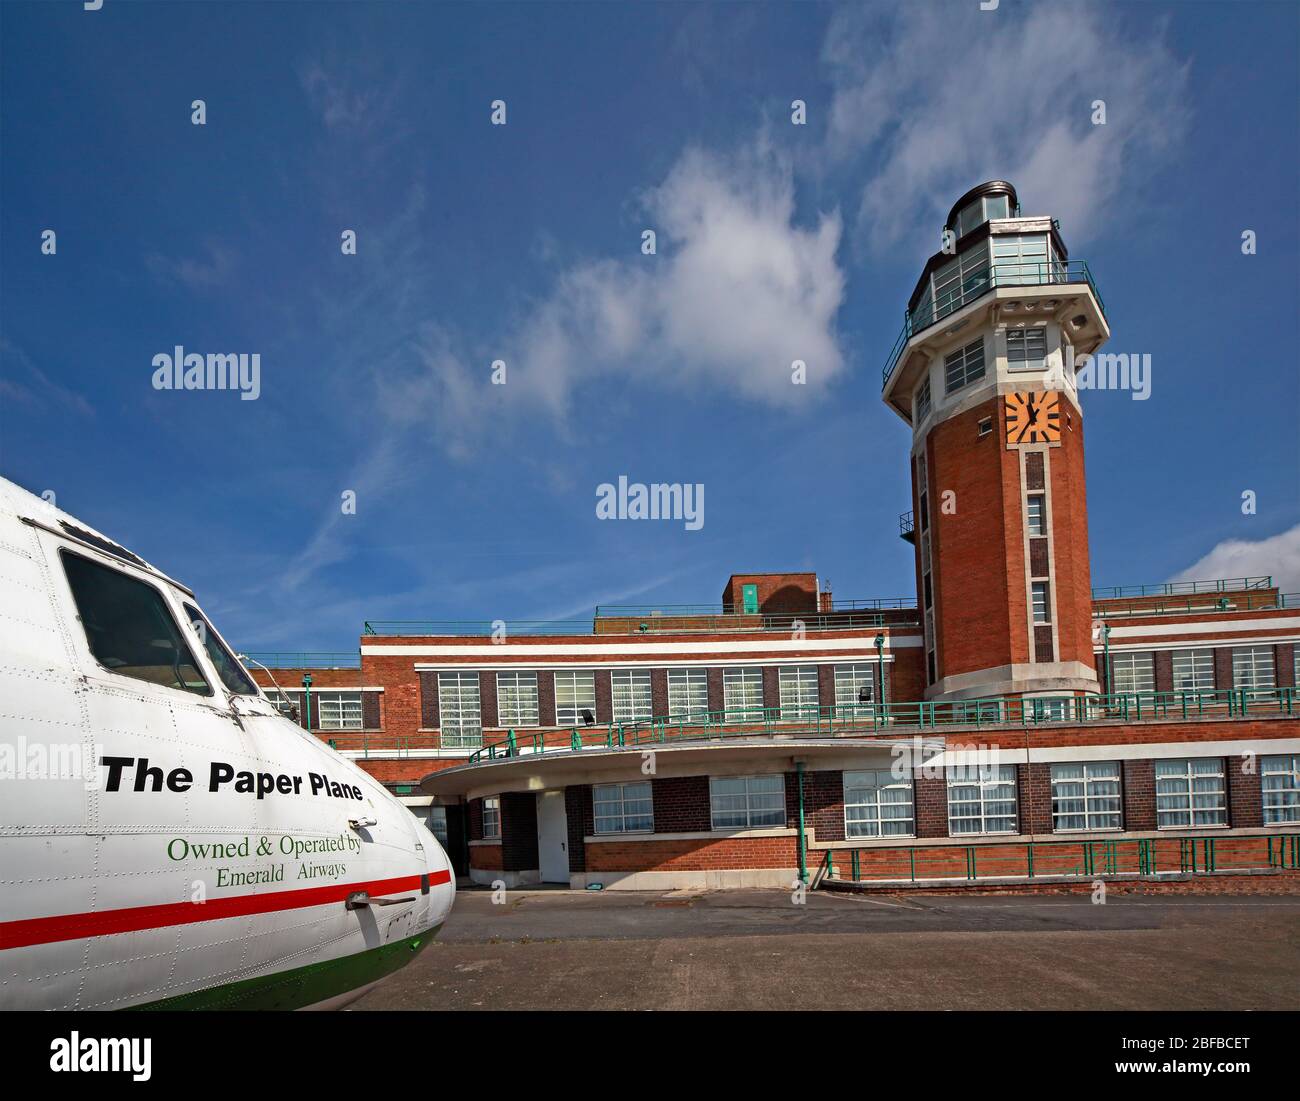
[899,511,914,538]
[363,620,593,636]
[240,651,360,669]
[883,258,1103,387]
[464,688,1299,765]
[1092,576,1272,599]
[1093,592,1298,619]
[819,833,1300,886]
[596,597,916,616]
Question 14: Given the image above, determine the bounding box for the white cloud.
[1170,524,1300,595]
[821,2,1190,252]
[380,143,846,452]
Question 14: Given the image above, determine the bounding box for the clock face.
[1004,390,1061,445]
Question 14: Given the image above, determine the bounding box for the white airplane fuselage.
[0,476,454,1009]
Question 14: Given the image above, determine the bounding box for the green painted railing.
[818,833,1300,886]
[240,651,360,669]
[883,258,1103,387]
[596,597,916,617]
[1093,592,1297,618]
[1092,576,1271,599]
[466,687,1299,764]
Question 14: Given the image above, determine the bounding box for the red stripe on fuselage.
[0,869,452,950]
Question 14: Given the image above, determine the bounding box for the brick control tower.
[881,181,1110,704]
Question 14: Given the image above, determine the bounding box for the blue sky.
[1,0,1297,653]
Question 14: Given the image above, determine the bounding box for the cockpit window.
[61,551,211,695]
[184,604,258,696]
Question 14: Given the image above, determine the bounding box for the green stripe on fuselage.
[129,928,439,1011]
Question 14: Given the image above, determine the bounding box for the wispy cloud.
[820,2,1191,252]
[0,335,94,417]
[145,239,237,290]
[1170,524,1300,594]
[376,141,847,456]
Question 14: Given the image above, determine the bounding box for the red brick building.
[247,183,1300,891]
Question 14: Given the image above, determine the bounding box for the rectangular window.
[1155,758,1227,829]
[944,337,986,394]
[723,667,764,722]
[593,781,654,834]
[496,671,540,727]
[710,774,785,829]
[834,664,877,718]
[777,665,820,721]
[947,763,1018,835]
[1050,761,1122,831]
[666,669,709,721]
[991,233,1049,285]
[915,377,932,423]
[1262,754,1300,825]
[1110,651,1155,695]
[266,689,300,718]
[932,241,990,323]
[1232,646,1276,693]
[438,672,482,747]
[317,691,363,731]
[1172,649,1214,694]
[844,770,914,838]
[60,551,210,695]
[610,669,653,723]
[427,806,449,847]
[1031,581,1050,624]
[554,670,597,727]
[1026,494,1046,536]
[1030,697,1070,722]
[1006,326,1048,370]
[482,796,500,839]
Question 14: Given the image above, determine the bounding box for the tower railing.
[882,258,1103,388]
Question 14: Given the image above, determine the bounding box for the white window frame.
[844,769,914,838]
[944,337,986,394]
[666,668,709,721]
[610,669,653,724]
[946,763,1018,835]
[593,781,654,834]
[554,669,597,727]
[1026,494,1046,536]
[438,672,482,747]
[1006,325,1048,371]
[1031,581,1050,624]
[1171,648,1214,694]
[1232,646,1276,694]
[722,667,764,722]
[1110,650,1155,695]
[915,376,932,423]
[709,774,786,830]
[482,796,501,840]
[495,671,539,728]
[777,665,820,722]
[1155,757,1227,830]
[316,690,363,731]
[1050,761,1122,832]
[1262,754,1300,825]
[833,664,877,718]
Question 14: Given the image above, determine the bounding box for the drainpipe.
[1101,624,1112,697]
[874,633,886,723]
[796,760,808,885]
[302,672,313,733]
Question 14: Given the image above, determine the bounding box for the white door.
[536,791,569,884]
